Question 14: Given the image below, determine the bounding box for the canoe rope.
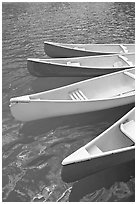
[69,89,88,100]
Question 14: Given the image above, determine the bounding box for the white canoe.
[44,41,135,58]
[61,108,135,182]
[10,68,135,121]
[27,53,135,77]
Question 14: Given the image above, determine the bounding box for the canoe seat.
[86,145,102,155]
[67,62,80,67]
[120,120,135,142]
[120,45,128,53]
[69,89,88,100]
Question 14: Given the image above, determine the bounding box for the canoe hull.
[10,95,135,121]
[44,42,112,58]
[44,42,135,58]
[61,147,135,183]
[27,59,133,77]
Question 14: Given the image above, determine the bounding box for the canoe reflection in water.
[69,160,135,202]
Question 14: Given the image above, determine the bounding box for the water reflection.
[69,160,135,202]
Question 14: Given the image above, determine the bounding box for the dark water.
[2,2,135,202]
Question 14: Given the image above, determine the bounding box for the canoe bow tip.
[44,41,55,45]
[62,147,91,165]
[10,95,30,105]
[27,58,33,61]
[62,158,70,166]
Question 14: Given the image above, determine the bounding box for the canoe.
[44,41,135,58]
[61,108,135,183]
[27,53,135,77]
[10,68,135,121]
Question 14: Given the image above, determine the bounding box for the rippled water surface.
[2,2,135,202]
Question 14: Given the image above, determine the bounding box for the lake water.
[2,2,135,202]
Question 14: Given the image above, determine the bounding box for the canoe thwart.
[120,120,135,142]
[119,45,128,53]
[69,89,88,100]
[124,71,135,79]
[118,55,133,66]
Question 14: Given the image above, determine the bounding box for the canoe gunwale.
[62,146,135,165]
[44,41,135,46]
[44,41,135,53]
[28,52,135,62]
[44,42,135,58]
[27,58,135,70]
[27,57,135,77]
[10,92,135,105]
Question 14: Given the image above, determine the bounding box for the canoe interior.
[29,69,135,101]
[48,42,135,53]
[35,53,135,69]
[86,110,135,154]
[62,108,135,165]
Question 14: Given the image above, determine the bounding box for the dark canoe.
[27,59,134,77]
[44,41,135,58]
[61,147,135,183]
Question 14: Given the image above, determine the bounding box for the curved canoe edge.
[27,59,134,77]
[44,42,135,58]
[44,42,114,58]
[9,95,135,121]
[61,148,135,183]
[27,60,44,77]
